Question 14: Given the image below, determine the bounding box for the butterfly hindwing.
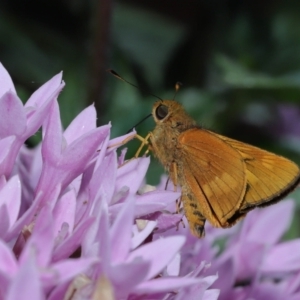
[178,128,247,227]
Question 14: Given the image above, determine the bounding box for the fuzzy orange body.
[146,100,300,237]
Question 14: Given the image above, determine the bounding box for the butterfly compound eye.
[155,105,168,120]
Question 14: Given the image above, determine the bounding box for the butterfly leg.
[164,176,181,212]
[116,133,150,168]
[170,162,178,192]
[168,162,186,231]
[169,162,181,212]
[135,133,151,158]
[164,177,170,190]
[175,198,182,213]
[97,133,136,153]
[107,133,136,149]
[175,197,186,232]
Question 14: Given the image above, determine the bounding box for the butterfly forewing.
[178,128,247,226]
[215,134,300,210]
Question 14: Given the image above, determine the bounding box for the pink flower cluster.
[1,62,300,300]
[0,64,217,299]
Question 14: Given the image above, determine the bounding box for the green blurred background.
[1,0,300,236]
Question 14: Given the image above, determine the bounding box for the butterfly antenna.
[108,70,157,132]
[126,113,152,133]
[108,69,163,101]
[173,81,183,100]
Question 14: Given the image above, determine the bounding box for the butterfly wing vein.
[178,129,247,226]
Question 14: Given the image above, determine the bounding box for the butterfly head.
[152,100,196,130]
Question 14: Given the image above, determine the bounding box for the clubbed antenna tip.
[173,81,183,100]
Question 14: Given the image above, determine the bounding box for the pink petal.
[0,92,26,138]
[210,258,234,297]
[64,104,97,145]
[109,190,180,220]
[39,111,109,207]
[6,251,44,300]
[110,261,150,298]
[74,163,97,225]
[23,144,42,190]
[136,190,180,205]
[110,196,135,264]
[42,100,63,163]
[0,239,17,276]
[118,148,127,165]
[155,213,182,233]
[25,73,62,108]
[241,200,294,245]
[95,204,111,274]
[175,275,218,300]
[202,289,220,300]
[81,195,109,257]
[134,202,171,217]
[0,272,10,297]
[0,136,15,166]
[0,176,6,191]
[52,217,94,262]
[5,190,45,242]
[0,63,16,97]
[132,277,203,294]
[166,253,181,276]
[262,239,300,274]
[42,258,98,288]
[131,220,157,250]
[25,83,65,138]
[19,205,54,267]
[0,205,10,237]
[284,271,300,295]
[246,280,285,300]
[107,131,136,152]
[53,190,76,235]
[61,126,110,183]
[234,242,265,281]
[109,202,166,220]
[116,157,150,194]
[94,133,110,170]
[288,293,300,300]
[0,175,21,228]
[47,282,69,300]
[89,150,117,205]
[127,236,185,280]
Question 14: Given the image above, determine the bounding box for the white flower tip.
[92,276,115,300]
[136,219,149,231]
[138,184,156,195]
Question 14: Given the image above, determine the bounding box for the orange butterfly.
[136,100,300,237]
